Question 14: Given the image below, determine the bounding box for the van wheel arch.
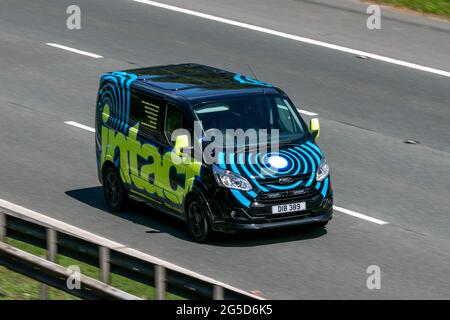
[184,190,212,219]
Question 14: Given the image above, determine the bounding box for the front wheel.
[103,166,128,211]
[186,198,211,243]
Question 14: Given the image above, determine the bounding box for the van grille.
[256,187,319,203]
[256,173,310,186]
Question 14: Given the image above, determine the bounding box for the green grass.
[0,265,80,300]
[0,238,183,300]
[371,0,450,18]
[0,239,78,300]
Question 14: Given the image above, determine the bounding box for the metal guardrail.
[0,242,142,300]
[0,199,263,300]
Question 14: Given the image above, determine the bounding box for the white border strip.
[133,0,450,78]
[46,43,103,59]
[65,121,95,132]
[334,205,389,225]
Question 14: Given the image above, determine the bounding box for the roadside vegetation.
[369,0,450,18]
[0,238,183,300]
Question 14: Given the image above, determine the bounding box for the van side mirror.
[174,134,190,157]
[309,118,320,140]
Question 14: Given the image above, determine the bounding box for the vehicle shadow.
[209,225,327,247]
[65,186,191,241]
[65,186,327,247]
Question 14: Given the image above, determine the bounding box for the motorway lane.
[2,98,450,299]
[1,0,449,152]
[147,0,450,71]
[0,0,449,298]
[1,0,449,230]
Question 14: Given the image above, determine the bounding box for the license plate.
[272,202,306,214]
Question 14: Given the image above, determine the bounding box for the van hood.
[216,141,330,207]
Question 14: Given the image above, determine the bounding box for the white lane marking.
[133,0,450,78]
[297,109,318,116]
[65,121,95,132]
[46,43,103,59]
[334,206,389,225]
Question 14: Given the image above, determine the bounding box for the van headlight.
[316,158,329,181]
[213,165,253,191]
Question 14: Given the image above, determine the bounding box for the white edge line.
[46,43,103,59]
[0,198,263,299]
[334,205,389,225]
[133,0,450,78]
[65,121,95,132]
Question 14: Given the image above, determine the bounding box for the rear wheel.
[103,166,128,211]
[186,197,211,243]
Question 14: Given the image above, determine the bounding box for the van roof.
[114,63,281,103]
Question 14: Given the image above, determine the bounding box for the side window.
[129,89,165,142]
[164,104,189,146]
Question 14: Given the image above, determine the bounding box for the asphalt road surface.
[0,0,449,299]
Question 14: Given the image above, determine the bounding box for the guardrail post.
[213,285,224,300]
[155,265,166,300]
[0,211,5,242]
[99,246,110,284]
[40,228,57,300]
[46,228,57,262]
[39,262,49,301]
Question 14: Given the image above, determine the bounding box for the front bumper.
[207,187,333,233]
[211,206,332,233]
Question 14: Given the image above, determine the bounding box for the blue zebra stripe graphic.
[98,71,138,134]
[217,142,329,207]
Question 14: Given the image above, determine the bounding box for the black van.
[96,64,333,242]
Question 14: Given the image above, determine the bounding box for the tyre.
[186,197,211,243]
[102,166,128,211]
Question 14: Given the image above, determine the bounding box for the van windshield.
[193,95,307,145]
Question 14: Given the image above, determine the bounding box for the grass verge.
[0,238,183,300]
[368,0,450,18]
